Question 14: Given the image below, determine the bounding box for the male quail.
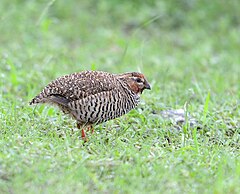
[30,70,151,138]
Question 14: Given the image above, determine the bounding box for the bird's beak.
[144,82,151,90]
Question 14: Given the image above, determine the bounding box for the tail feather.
[29,94,70,107]
[29,94,45,105]
[29,86,51,105]
[29,84,70,106]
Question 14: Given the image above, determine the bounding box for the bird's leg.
[91,126,94,134]
[77,122,81,129]
[87,125,94,134]
[81,129,86,139]
[77,123,87,140]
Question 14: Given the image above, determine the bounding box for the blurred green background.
[0,0,239,193]
[1,0,239,98]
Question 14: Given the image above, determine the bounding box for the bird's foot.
[77,123,94,141]
[86,126,94,134]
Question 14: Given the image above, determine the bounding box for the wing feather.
[29,71,119,105]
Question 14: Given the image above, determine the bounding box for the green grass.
[0,0,239,193]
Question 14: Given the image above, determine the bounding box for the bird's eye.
[136,78,142,83]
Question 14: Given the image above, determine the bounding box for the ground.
[0,0,239,193]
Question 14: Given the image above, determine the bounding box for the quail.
[30,70,151,139]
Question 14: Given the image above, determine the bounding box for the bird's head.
[117,72,151,94]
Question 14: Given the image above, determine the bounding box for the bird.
[29,70,151,139]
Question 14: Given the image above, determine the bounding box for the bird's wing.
[47,94,71,107]
[29,71,119,105]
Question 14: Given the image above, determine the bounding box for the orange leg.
[81,129,86,139]
[87,125,94,134]
[77,123,87,140]
[77,123,94,140]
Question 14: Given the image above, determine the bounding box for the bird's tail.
[29,93,69,107]
[29,94,45,105]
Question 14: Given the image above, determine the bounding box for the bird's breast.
[69,90,139,124]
